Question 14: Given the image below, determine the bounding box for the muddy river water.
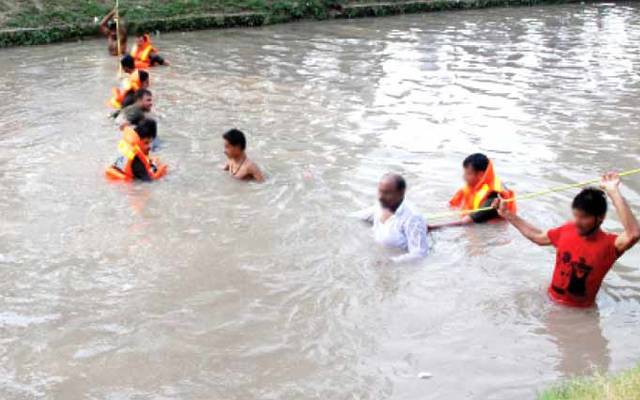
[1,2,640,399]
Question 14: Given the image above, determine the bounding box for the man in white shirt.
[354,173,429,263]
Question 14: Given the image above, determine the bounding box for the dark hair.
[121,92,136,108]
[136,119,157,140]
[572,188,607,217]
[463,153,490,172]
[383,173,406,192]
[223,129,246,151]
[135,88,152,100]
[138,70,149,83]
[107,20,117,32]
[121,54,135,70]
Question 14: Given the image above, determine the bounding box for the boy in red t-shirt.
[494,172,640,307]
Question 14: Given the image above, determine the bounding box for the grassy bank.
[0,0,336,29]
[540,364,640,400]
[0,0,575,47]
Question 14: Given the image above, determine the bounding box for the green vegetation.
[0,0,576,47]
[540,364,640,400]
[2,0,345,28]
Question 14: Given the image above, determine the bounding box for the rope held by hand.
[426,168,640,221]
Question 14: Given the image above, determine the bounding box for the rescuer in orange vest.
[105,118,167,182]
[109,55,150,110]
[429,153,516,229]
[130,32,169,69]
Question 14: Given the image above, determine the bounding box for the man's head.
[135,118,157,155]
[223,129,247,159]
[107,20,117,33]
[136,32,150,46]
[138,70,149,89]
[135,89,153,111]
[572,188,608,236]
[121,54,135,73]
[378,173,406,211]
[462,153,490,187]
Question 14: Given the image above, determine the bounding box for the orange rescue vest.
[130,34,156,69]
[105,127,167,181]
[109,70,143,109]
[449,159,517,215]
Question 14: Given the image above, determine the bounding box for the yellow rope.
[426,167,640,221]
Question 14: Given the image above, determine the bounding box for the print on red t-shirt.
[547,222,620,307]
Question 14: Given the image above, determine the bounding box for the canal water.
[1,2,640,399]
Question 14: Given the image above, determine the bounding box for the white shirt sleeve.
[351,206,375,224]
[391,214,429,263]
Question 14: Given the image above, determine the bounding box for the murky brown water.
[1,3,640,399]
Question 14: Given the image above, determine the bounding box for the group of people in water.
[99,9,639,309]
[101,8,263,183]
[357,155,640,308]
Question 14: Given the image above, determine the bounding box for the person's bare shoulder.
[245,158,265,182]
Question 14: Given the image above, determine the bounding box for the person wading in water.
[429,153,516,229]
[99,8,127,56]
[353,173,429,263]
[494,172,640,307]
[221,129,264,183]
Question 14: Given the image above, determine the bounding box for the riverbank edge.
[539,364,640,400]
[0,0,581,48]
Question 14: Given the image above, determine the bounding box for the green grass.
[540,364,640,400]
[0,0,574,47]
[0,0,354,29]
[0,0,351,46]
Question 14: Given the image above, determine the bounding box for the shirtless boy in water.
[99,8,127,56]
[222,129,264,182]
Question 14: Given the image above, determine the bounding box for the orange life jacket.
[130,34,156,69]
[105,127,167,181]
[449,159,517,215]
[109,70,143,109]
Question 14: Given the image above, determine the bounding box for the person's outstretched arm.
[428,216,472,230]
[493,198,551,246]
[428,193,499,230]
[601,172,640,253]
[99,9,116,36]
[351,206,375,224]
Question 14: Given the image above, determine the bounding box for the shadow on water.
[542,307,611,378]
